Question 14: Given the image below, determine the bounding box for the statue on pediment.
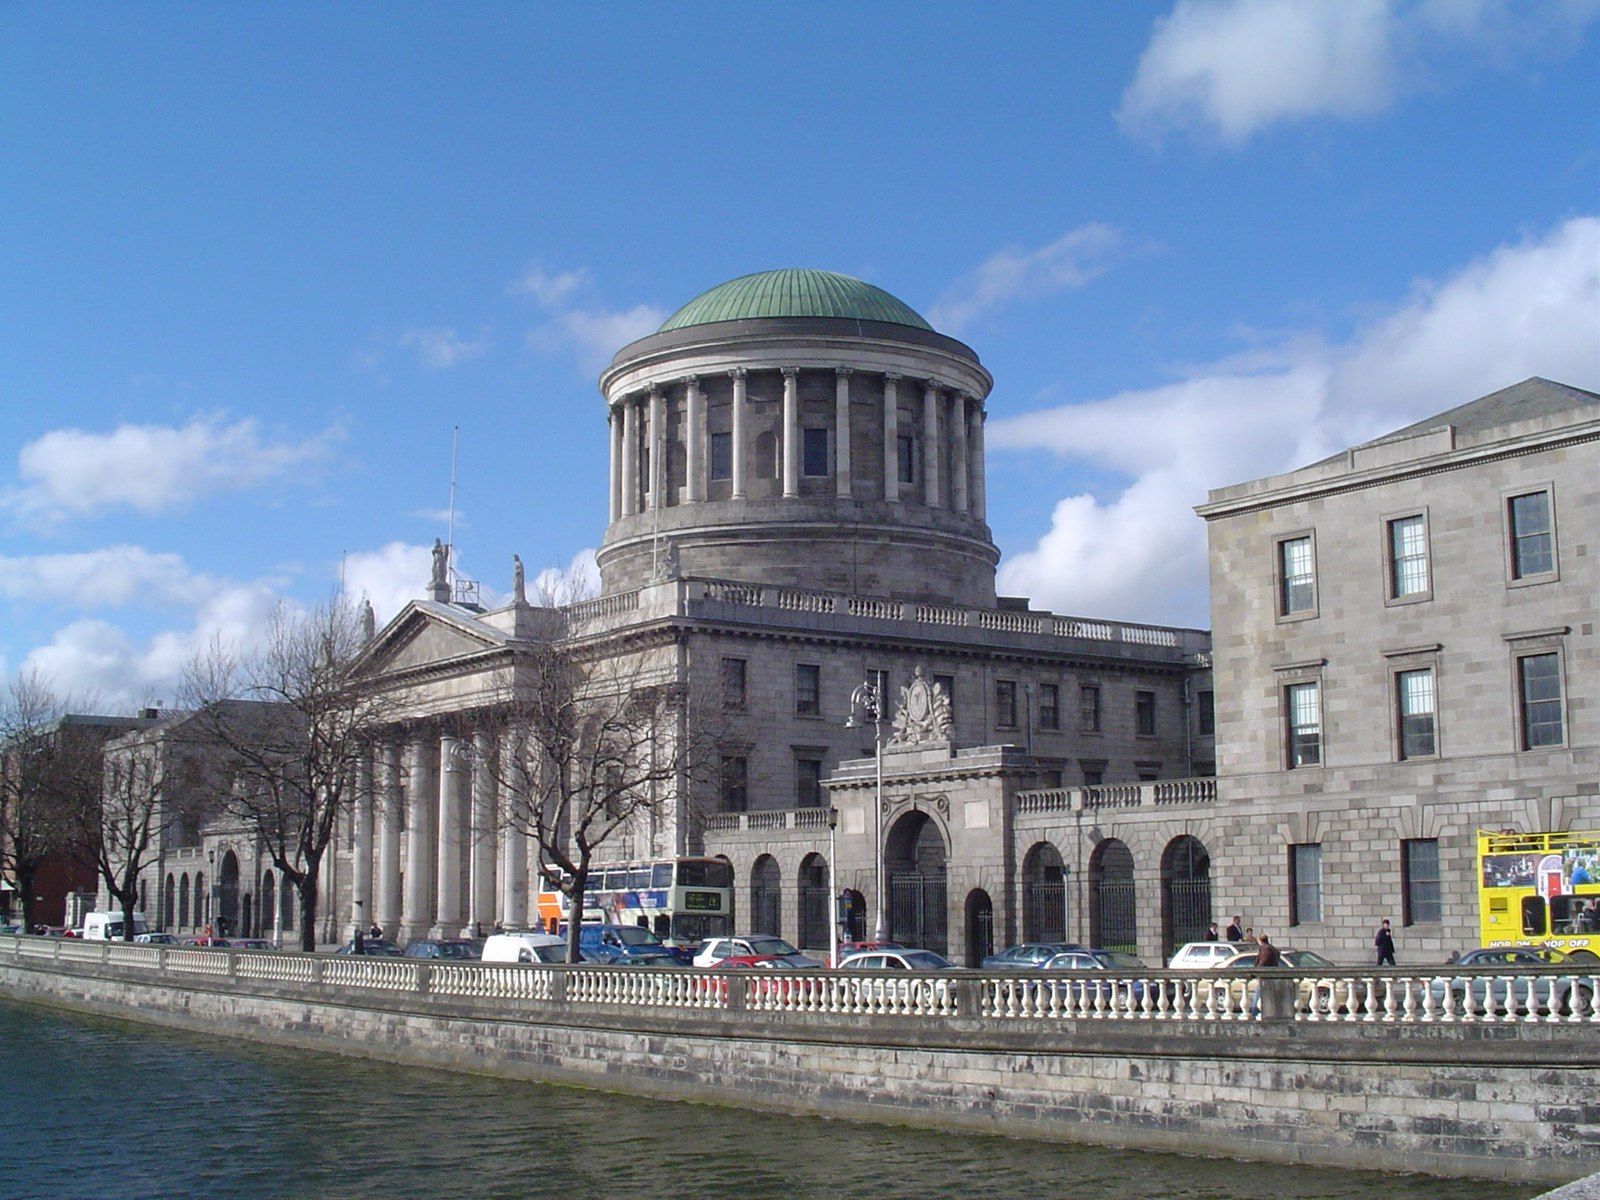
[359,598,376,642]
[512,554,526,605]
[430,538,449,588]
[889,666,953,747]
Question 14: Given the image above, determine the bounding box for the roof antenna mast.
[447,424,459,564]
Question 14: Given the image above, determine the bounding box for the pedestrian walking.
[1254,933,1281,967]
[1374,919,1396,966]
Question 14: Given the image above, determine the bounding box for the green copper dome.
[659,269,934,333]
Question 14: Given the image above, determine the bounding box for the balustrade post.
[311,957,325,986]
[417,962,433,996]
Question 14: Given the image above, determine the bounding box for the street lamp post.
[827,805,839,969]
[847,679,889,943]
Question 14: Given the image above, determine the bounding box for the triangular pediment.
[355,601,508,681]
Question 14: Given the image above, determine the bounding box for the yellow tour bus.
[1477,828,1600,961]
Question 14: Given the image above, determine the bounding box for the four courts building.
[112,269,1596,967]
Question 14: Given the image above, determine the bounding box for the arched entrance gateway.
[1161,835,1213,961]
[219,851,240,937]
[884,810,947,957]
[797,853,829,951]
[1089,839,1137,954]
[750,856,781,937]
[964,890,994,967]
[1021,841,1067,943]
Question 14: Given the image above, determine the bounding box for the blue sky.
[2,2,1597,708]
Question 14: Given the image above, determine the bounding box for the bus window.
[678,860,735,889]
[627,868,650,890]
[652,863,673,889]
[1521,895,1547,937]
[1548,894,1593,934]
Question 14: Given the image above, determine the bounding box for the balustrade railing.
[1015,777,1217,815]
[6,936,1592,1028]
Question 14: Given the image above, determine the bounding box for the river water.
[0,999,1543,1200]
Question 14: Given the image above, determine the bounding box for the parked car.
[181,936,231,948]
[981,942,1086,971]
[822,940,904,968]
[133,932,179,945]
[80,912,150,941]
[1167,941,1248,970]
[837,948,958,1007]
[481,931,569,964]
[1429,948,1594,1017]
[1197,946,1341,1015]
[402,938,480,960]
[837,948,956,971]
[229,938,276,951]
[1040,949,1151,1007]
[332,938,401,956]
[577,923,687,965]
[694,936,821,969]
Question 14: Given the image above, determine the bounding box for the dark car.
[982,942,1087,971]
[1042,949,1151,1007]
[333,938,402,956]
[402,938,480,960]
[577,924,687,965]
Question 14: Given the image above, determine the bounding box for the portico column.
[466,728,496,936]
[499,727,529,928]
[730,369,748,500]
[684,376,704,503]
[834,368,852,499]
[621,398,639,517]
[400,732,436,942]
[923,380,942,508]
[432,733,465,937]
[608,405,623,522]
[882,374,900,502]
[951,393,970,514]
[971,403,987,520]
[349,749,374,936]
[647,388,665,510]
[781,367,799,498]
[375,740,401,937]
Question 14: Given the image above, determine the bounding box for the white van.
[481,931,568,964]
[80,912,150,941]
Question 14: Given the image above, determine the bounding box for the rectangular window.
[709,432,732,481]
[1279,535,1316,615]
[897,435,915,484]
[995,679,1017,729]
[1080,684,1101,732]
[721,657,747,709]
[1508,491,1554,579]
[933,674,956,722]
[719,756,748,813]
[1135,691,1156,737]
[1081,762,1105,787]
[1196,689,1215,737]
[1038,683,1060,731]
[802,427,829,477]
[1518,652,1564,749]
[795,756,824,808]
[1402,838,1441,926]
[1286,681,1321,767]
[794,663,821,716]
[1386,514,1429,598]
[1290,844,1322,925]
[1396,668,1436,759]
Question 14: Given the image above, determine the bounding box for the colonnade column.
[349,749,373,937]
[608,406,623,522]
[923,380,942,508]
[781,367,799,498]
[432,734,464,938]
[498,726,529,928]
[951,393,970,514]
[375,740,402,937]
[400,732,436,942]
[971,404,987,520]
[882,374,900,502]
[647,388,665,510]
[730,369,747,500]
[684,376,704,503]
[620,399,639,517]
[834,368,852,499]
[466,728,496,936]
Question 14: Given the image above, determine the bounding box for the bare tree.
[183,596,392,951]
[0,673,83,932]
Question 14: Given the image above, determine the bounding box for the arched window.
[1089,840,1137,954]
[1021,841,1067,943]
[750,855,781,937]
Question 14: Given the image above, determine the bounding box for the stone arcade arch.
[797,852,829,951]
[884,810,947,957]
[261,872,275,939]
[1089,839,1137,954]
[193,873,205,931]
[1021,841,1067,943]
[178,873,190,929]
[162,874,175,930]
[219,851,240,936]
[750,855,781,937]
[964,889,994,967]
[1161,835,1213,962]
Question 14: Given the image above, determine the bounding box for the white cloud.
[0,546,218,610]
[531,547,601,602]
[927,225,1126,333]
[399,327,492,369]
[991,216,1600,625]
[1119,0,1600,144]
[509,263,590,307]
[536,305,668,373]
[3,416,338,528]
[343,541,433,624]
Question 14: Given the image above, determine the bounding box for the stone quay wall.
[1,941,1595,1187]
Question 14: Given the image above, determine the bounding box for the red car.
[181,936,232,948]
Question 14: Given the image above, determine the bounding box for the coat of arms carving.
[889,666,954,746]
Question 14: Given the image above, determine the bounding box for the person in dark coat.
[1374,919,1397,966]
[1206,922,1220,941]
[1225,916,1245,942]
[1254,933,1281,967]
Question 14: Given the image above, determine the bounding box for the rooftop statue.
[512,554,526,605]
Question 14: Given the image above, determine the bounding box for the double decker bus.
[1478,828,1600,960]
[534,856,734,947]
